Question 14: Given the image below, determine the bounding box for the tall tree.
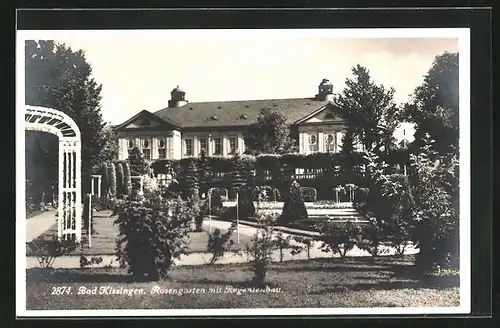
[25,40,112,195]
[404,52,459,156]
[336,64,400,154]
[244,108,297,154]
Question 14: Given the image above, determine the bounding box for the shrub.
[79,255,103,268]
[27,236,78,268]
[207,222,237,264]
[409,138,459,272]
[316,220,360,259]
[356,218,389,258]
[208,188,223,210]
[237,186,256,221]
[142,174,159,197]
[128,146,149,176]
[113,193,192,281]
[245,211,278,286]
[290,235,315,259]
[280,180,308,224]
[101,162,109,198]
[122,161,131,197]
[273,231,293,262]
[182,160,199,201]
[108,161,117,199]
[300,187,317,202]
[115,162,124,197]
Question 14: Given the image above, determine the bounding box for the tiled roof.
[153,98,331,129]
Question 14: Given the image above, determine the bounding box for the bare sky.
[55,35,458,126]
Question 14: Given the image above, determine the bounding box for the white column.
[238,133,245,153]
[57,140,64,240]
[152,137,158,160]
[75,140,82,242]
[168,135,173,159]
[97,176,102,198]
[208,134,213,156]
[318,131,324,153]
[193,136,198,157]
[222,134,228,156]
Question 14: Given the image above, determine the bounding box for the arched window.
[325,133,335,152]
[308,133,318,152]
[142,138,151,160]
[128,139,135,149]
[158,138,166,159]
[324,113,335,120]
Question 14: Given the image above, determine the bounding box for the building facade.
[114,79,362,161]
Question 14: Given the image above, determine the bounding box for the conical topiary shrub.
[280,180,308,224]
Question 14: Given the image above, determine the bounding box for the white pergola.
[25,106,82,242]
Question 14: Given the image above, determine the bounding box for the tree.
[108,162,117,199]
[409,134,459,272]
[280,180,308,224]
[100,162,109,198]
[336,64,401,154]
[128,146,149,176]
[115,162,124,198]
[122,161,131,197]
[244,108,297,154]
[198,149,211,195]
[183,159,199,201]
[404,52,459,156]
[25,40,112,196]
[232,154,255,220]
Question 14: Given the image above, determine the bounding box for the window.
[184,139,193,156]
[324,113,335,120]
[199,138,208,153]
[128,139,135,149]
[229,137,237,154]
[325,133,335,152]
[158,138,166,159]
[213,138,222,155]
[142,138,151,160]
[308,133,318,152]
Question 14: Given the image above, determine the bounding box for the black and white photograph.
[17,26,471,316]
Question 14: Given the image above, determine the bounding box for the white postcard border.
[16,27,471,317]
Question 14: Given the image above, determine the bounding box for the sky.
[51,31,459,141]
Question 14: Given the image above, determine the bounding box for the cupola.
[315,78,334,101]
[168,85,188,107]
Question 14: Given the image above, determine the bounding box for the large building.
[114,79,361,161]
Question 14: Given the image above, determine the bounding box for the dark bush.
[122,161,131,197]
[316,220,360,259]
[207,222,236,264]
[280,181,308,224]
[27,236,78,268]
[113,193,192,281]
[115,162,124,198]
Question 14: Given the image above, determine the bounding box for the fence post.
[88,193,92,248]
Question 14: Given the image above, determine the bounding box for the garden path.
[25,209,58,242]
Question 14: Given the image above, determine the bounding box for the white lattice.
[25,106,82,242]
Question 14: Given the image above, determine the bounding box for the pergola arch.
[25,105,82,242]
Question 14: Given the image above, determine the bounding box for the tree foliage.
[336,64,401,154]
[280,180,308,224]
[405,52,459,156]
[128,146,149,177]
[113,192,192,281]
[244,108,297,154]
[115,162,124,198]
[122,161,131,197]
[25,40,112,196]
[108,161,117,199]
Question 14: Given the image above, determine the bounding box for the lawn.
[26,211,253,256]
[25,255,460,310]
